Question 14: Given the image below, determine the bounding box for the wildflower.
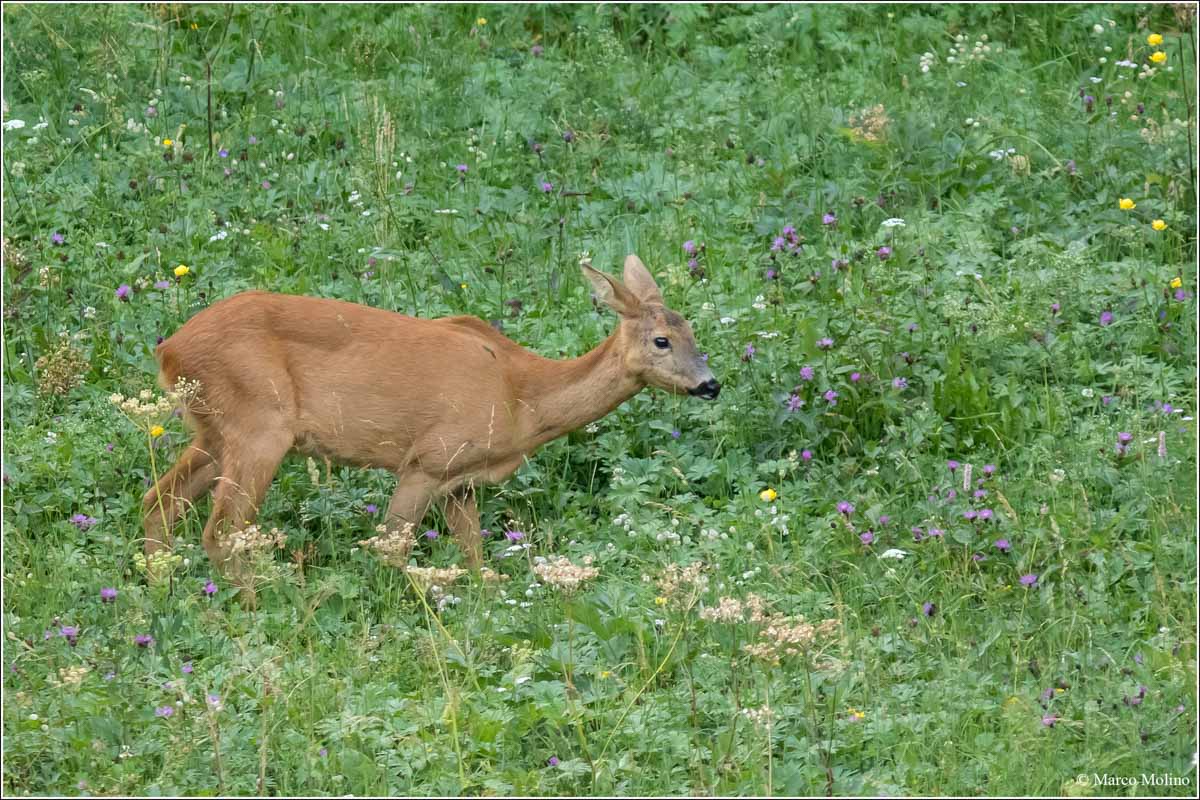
[530,44,544,57]
[964,509,978,521]
[1153,220,1168,231]
[71,514,98,531]
[760,488,778,503]
[823,389,838,405]
[822,213,837,226]
[150,425,165,438]
[786,394,803,412]
[100,587,117,602]
[174,264,190,278]
[155,705,175,718]
[847,708,866,722]
[670,429,680,439]
[817,337,834,350]
[1118,198,1135,210]
[504,529,524,542]
[424,529,439,540]
[51,231,65,245]
[59,626,80,645]
[983,464,996,475]
[799,365,815,381]
[876,246,892,261]
[182,662,193,674]
[203,580,217,596]
[134,633,154,647]
[1099,310,1114,326]
[1041,713,1057,727]
[947,459,960,472]
[859,531,875,545]
[837,501,854,516]
[1117,431,1133,444]
[248,135,258,144]
[928,528,944,538]
[994,539,1011,553]
[455,164,468,174]
[682,240,697,255]
[562,130,574,142]
[207,693,222,709]
[162,138,173,147]
[547,756,559,767]
[849,371,861,383]
[261,180,271,190]
[801,449,813,461]
[892,376,908,390]
[532,555,598,593]
[1019,574,1038,587]
[742,343,755,361]
[476,17,487,26]
[1149,51,1167,64]
[115,284,131,301]
[540,181,553,193]
[979,509,994,521]
[365,504,378,514]
[922,601,936,617]
[1147,33,1163,46]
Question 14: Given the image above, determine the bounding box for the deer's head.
[583,254,720,400]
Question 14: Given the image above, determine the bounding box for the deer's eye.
[654,336,671,349]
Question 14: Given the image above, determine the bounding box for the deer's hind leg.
[200,425,292,592]
[143,438,219,556]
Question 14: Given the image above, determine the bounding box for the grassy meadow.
[2,3,1197,796]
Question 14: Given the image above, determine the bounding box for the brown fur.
[141,255,717,582]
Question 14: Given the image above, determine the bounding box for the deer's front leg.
[443,485,483,570]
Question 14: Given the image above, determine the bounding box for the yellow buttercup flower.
[1118,198,1135,211]
[759,488,778,502]
[1150,51,1167,64]
[174,264,190,278]
[1170,277,1182,289]
[1151,219,1167,231]
[162,138,173,148]
[654,596,667,607]
[847,707,866,721]
[476,17,487,26]
[150,425,165,438]
[1147,33,1163,46]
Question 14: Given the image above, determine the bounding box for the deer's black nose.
[689,379,721,400]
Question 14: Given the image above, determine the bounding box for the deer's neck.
[518,332,641,448]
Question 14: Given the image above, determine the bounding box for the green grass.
[2,3,1196,796]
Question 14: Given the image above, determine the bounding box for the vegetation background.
[2,3,1197,796]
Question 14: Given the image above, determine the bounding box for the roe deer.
[143,254,719,583]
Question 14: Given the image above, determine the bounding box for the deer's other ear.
[582,264,642,318]
[622,254,664,304]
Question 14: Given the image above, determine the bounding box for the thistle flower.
[876,246,892,261]
[1019,573,1038,587]
[100,587,117,602]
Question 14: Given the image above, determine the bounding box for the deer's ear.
[622,254,663,304]
[582,264,642,318]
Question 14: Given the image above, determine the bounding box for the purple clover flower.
[682,240,697,255]
[424,529,439,540]
[203,580,217,597]
[799,365,815,381]
[823,389,838,405]
[100,587,117,603]
[850,372,861,383]
[786,394,803,412]
[548,756,560,767]
[540,181,553,193]
[116,284,131,301]
[801,449,813,461]
[1099,310,1114,326]
[51,232,65,245]
[134,633,154,648]
[365,504,378,514]
[822,212,837,226]
[892,376,908,390]
[876,246,892,261]
[71,514,98,531]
